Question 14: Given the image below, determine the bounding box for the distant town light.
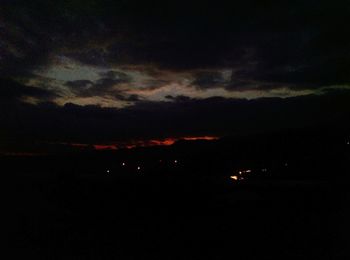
[230,175,238,180]
[246,169,252,173]
[174,160,178,163]
[137,166,141,170]
[106,170,110,173]
[239,171,242,175]
[347,141,350,145]
[122,162,126,166]
[262,168,267,172]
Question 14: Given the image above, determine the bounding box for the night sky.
[1,0,350,153]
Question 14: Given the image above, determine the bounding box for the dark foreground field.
[5,171,350,260]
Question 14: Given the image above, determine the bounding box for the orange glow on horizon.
[123,136,219,150]
[182,136,219,141]
[62,135,220,151]
[149,139,176,146]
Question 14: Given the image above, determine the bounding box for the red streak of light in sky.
[93,144,118,150]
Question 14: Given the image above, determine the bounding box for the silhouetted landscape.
[4,126,350,259]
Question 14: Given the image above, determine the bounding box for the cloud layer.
[1,1,350,107]
[1,1,350,152]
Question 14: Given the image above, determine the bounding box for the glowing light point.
[106,170,110,173]
[137,166,141,170]
[246,169,252,173]
[262,168,267,172]
[230,175,238,181]
[122,162,126,166]
[174,160,178,163]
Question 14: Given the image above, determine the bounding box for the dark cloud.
[0,78,58,101]
[65,71,131,97]
[224,79,259,92]
[65,80,93,89]
[192,71,226,90]
[165,95,194,102]
[114,94,141,102]
[2,0,350,90]
[94,78,124,89]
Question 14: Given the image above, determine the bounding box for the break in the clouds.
[22,56,334,107]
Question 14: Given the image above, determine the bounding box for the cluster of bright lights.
[230,167,269,182]
[230,169,252,182]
